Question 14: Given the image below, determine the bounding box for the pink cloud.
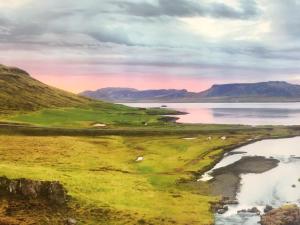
[1,60,220,93]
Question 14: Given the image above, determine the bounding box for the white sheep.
[136,156,144,162]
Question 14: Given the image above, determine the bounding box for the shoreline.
[209,156,280,199]
[194,133,300,181]
[192,134,300,225]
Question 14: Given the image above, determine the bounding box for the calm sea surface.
[123,102,300,125]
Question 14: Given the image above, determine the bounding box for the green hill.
[0,64,179,127]
[0,64,91,113]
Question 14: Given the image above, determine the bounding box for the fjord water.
[211,137,300,224]
[124,102,300,224]
[123,102,300,125]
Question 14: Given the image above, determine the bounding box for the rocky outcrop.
[261,204,300,225]
[263,205,273,213]
[238,207,260,215]
[212,197,238,214]
[0,176,69,205]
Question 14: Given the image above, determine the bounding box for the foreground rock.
[0,176,69,205]
[212,197,238,214]
[263,204,273,213]
[238,207,260,215]
[261,204,300,225]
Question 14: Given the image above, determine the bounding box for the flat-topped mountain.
[81,81,300,102]
[0,64,91,113]
[200,81,300,98]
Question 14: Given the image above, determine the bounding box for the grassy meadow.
[0,125,299,224]
[3,102,180,128]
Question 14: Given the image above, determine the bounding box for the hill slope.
[0,64,180,127]
[81,81,300,102]
[0,64,91,113]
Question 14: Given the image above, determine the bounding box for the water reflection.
[122,103,300,125]
[209,137,300,225]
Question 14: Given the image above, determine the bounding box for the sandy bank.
[209,156,280,199]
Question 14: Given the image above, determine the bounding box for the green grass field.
[0,134,240,225]
[3,102,181,128]
[0,125,298,225]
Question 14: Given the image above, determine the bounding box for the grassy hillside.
[0,64,91,113]
[0,64,181,126]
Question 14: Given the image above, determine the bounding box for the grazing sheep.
[136,157,144,162]
[93,123,106,127]
[183,137,196,140]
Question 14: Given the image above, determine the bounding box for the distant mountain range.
[80,81,300,102]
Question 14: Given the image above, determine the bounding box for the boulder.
[237,209,247,213]
[238,207,260,215]
[44,181,69,205]
[222,199,239,205]
[261,204,300,225]
[217,208,227,214]
[248,207,260,215]
[0,176,68,205]
[264,205,273,213]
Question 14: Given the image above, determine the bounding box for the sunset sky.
[1,0,300,93]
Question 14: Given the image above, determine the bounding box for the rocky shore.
[261,204,300,225]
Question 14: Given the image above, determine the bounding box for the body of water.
[123,102,300,125]
[207,137,300,225]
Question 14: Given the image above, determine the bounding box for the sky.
[1,0,300,93]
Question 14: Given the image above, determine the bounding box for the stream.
[199,137,300,225]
